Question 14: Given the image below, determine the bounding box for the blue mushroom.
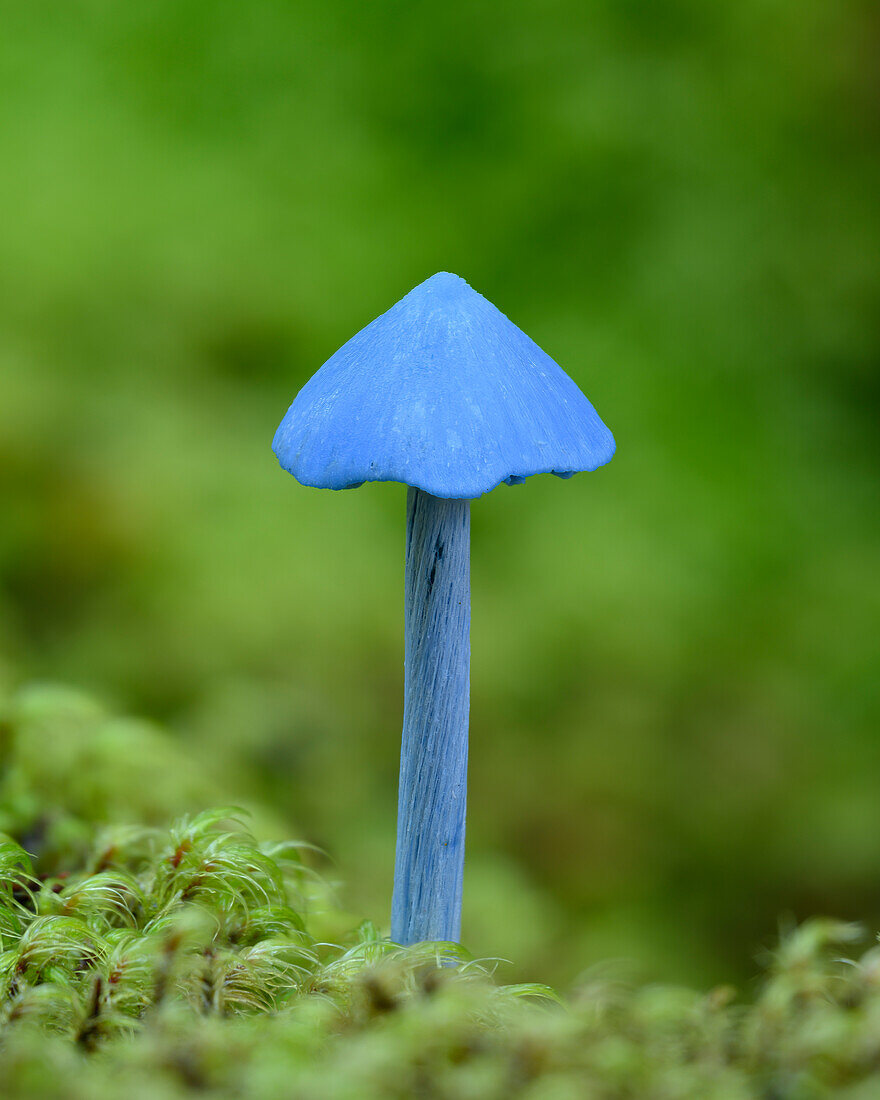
[273,272,615,947]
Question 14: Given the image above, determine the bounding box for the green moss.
[2,684,880,1097]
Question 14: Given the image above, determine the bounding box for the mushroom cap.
[273,272,615,499]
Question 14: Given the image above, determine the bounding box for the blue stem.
[391,487,470,945]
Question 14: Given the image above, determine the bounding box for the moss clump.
[2,684,880,1097]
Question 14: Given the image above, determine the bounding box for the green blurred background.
[1,0,878,989]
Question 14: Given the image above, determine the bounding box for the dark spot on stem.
[427,540,444,592]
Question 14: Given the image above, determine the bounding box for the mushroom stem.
[392,487,470,945]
